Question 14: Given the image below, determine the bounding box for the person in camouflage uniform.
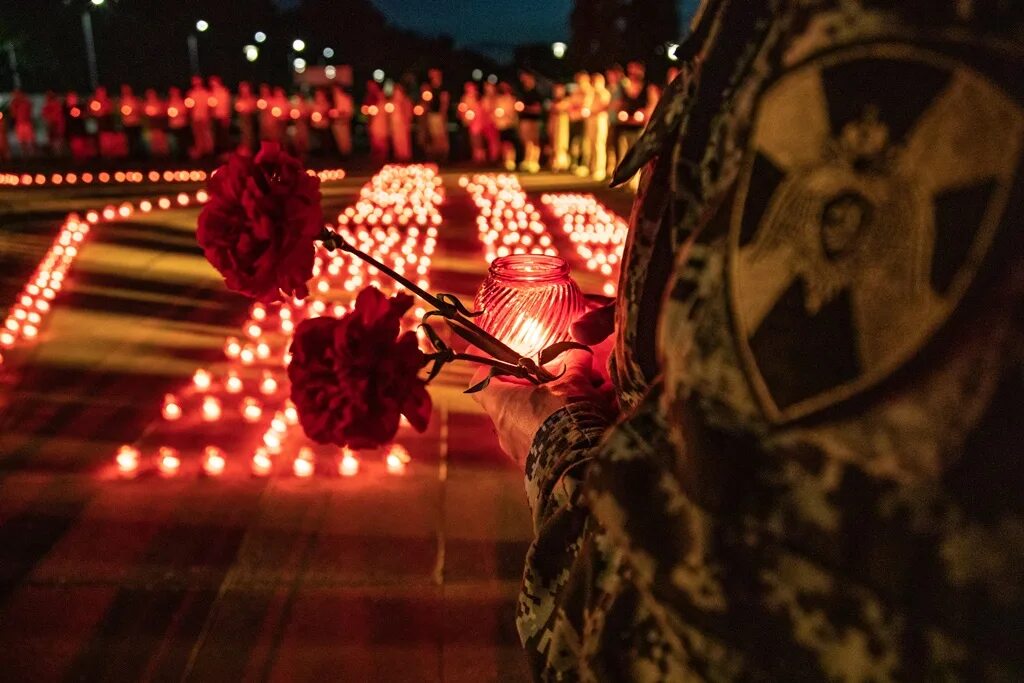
[473,0,1024,679]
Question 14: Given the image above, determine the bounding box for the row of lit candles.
[115,442,412,479]
[0,168,349,370]
[540,194,627,297]
[459,174,558,264]
[0,190,212,369]
[0,168,344,188]
[0,169,207,187]
[121,164,444,480]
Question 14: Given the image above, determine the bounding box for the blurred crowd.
[0,60,674,181]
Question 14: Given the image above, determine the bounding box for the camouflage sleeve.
[522,402,609,533]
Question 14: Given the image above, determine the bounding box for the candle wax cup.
[474,254,584,359]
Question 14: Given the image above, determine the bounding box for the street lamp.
[81,1,103,90]
[292,39,305,52]
[196,19,209,33]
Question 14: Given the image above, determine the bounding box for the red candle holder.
[474,254,584,359]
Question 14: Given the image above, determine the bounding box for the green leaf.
[538,340,592,366]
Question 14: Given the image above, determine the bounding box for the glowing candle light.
[224,337,242,359]
[474,254,583,359]
[263,430,282,453]
[338,449,360,477]
[202,446,227,477]
[251,449,273,477]
[157,447,181,477]
[201,396,222,422]
[386,444,411,475]
[193,368,212,391]
[162,394,182,421]
[293,448,315,478]
[242,397,263,423]
[115,445,140,477]
[225,371,244,394]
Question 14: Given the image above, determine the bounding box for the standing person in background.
[143,88,169,158]
[389,82,414,163]
[41,92,66,158]
[548,83,571,172]
[270,87,290,146]
[90,86,118,160]
[613,61,648,190]
[209,76,232,154]
[119,84,144,160]
[309,88,332,157]
[423,68,450,162]
[589,72,612,182]
[187,76,213,158]
[364,80,390,165]
[580,72,597,176]
[65,92,91,162]
[166,87,191,160]
[330,82,354,158]
[568,73,589,175]
[517,71,543,173]
[480,81,501,164]
[288,93,310,159]
[10,89,35,158]
[459,82,486,164]
[235,82,257,153]
[604,64,625,178]
[257,84,278,144]
[494,81,519,171]
[0,107,9,163]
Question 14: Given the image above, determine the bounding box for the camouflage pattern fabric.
[519,1,1024,680]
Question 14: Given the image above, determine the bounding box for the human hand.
[470,296,617,467]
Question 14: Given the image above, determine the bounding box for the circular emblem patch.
[728,43,1024,423]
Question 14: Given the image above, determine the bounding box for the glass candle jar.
[474,254,584,359]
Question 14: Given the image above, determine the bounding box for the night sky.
[278,0,700,61]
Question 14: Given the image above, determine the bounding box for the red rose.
[288,287,432,449]
[197,142,322,302]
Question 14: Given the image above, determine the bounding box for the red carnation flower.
[288,287,432,450]
[197,142,323,302]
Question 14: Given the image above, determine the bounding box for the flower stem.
[320,227,557,382]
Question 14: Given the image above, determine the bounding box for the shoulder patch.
[728,43,1024,423]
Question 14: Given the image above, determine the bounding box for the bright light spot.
[293,57,306,73]
[552,41,567,59]
[196,19,209,32]
[203,446,226,477]
[292,38,305,52]
[251,449,272,477]
[339,449,360,477]
[323,47,334,59]
[254,31,267,43]
[244,45,259,63]
[91,0,104,5]
[325,65,336,79]
[667,42,680,61]
[372,69,385,83]
[115,445,139,477]
[157,447,181,477]
[487,74,498,84]
[471,69,483,81]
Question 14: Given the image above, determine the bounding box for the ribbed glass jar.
[474,254,584,359]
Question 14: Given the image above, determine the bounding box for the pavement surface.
[0,168,634,682]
